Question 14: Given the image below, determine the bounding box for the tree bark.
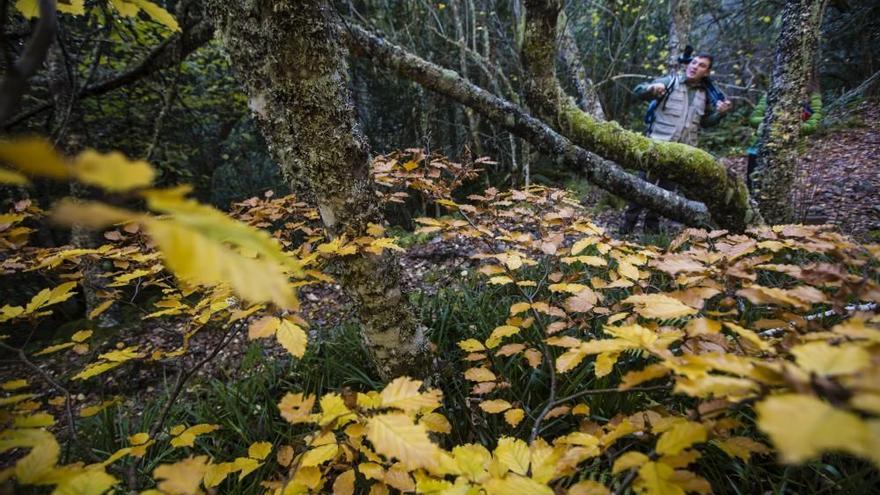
[751,0,825,224]
[520,0,756,231]
[558,11,605,120]
[207,0,427,379]
[344,25,712,226]
[666,0,691,71]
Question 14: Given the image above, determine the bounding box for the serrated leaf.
[622,294,697,319]
[276,318,307,358]
[300,443,338,467]
[612,451,649,474]
[494,437,530,475]
[366,413,439,470]
[278,392,316,424]
[72,150,155,192]
[634,461,684,495]
[791,342,870,376]
[504,408,525,427]
[379,376,440,413]
[153,456,209,495]
[655,422,706,455]
[756,394,877,465]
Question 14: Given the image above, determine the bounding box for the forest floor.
[589,100,880,242]
[10,101,880,427]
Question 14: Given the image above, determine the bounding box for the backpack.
[644,75,726,132]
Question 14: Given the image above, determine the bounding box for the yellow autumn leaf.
[333,468,356,495]
[379,376,441,413]
[504,408,525,427]
[594,351,620,377]
[622,294,697,319]
[71,329,93,343]
[233,456,262,479]
[70,150,155,192]
[14,413,55,428]
[485,325,520,349]
[0,167,29,184]
[756,394,878,465]
[655,422,707,455]
[170,424,221,448]
[203,462,235,488]
[484,473,553,495]
[1,379,28,391]
[145,217,297,309]
[464,367,496,382]
[791,341,870,376]
[366,413,440,470]
[153,456,209,495]
[0,136,70,178]
[53,469,118,494]
[300,443,338,467]
[11,430,60,483]
[79,397,121,417]
[612,451,650,474]
[278,392,316,424]
[420,412,452,434]
[276,318,307,358]
[568,480,611,495]
[248,441,272,460]
[130,0,180,30]
[494,437,530,475]
[458,338,485,352]
[479,399,512,414]
[634,461,684,495]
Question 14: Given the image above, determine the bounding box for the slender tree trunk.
[666,0,691,71]
[751,0,825,224]
[558,11,605,120]
[207,0,427,379]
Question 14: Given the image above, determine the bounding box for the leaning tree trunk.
[207,0,427,379]
[520,0,756,231]
[345,25,712,226]
[558,11,605,120]
[751,0,825,224]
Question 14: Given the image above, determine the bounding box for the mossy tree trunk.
[558,12,605,120]
[207,0,427,379]
[751,0,825,224]
[520,0,756,231]
[345,25,712,226]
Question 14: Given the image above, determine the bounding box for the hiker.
[619,53,732,235]
[746,82,823,190]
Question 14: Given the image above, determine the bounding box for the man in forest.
[619,54,733,235]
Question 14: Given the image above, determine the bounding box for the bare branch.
[0,0,57,122]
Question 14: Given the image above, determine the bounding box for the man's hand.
[649,83,667,97]
[716,100,732,114]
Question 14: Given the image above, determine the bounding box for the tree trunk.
[666,0,691,71]
[206,0,427,379]
[558,11,605,120]
[751,0,825,224]
[520,0,756,231]
[344,25,712,226]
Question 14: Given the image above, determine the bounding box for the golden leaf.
[248,441,272,460]
[568,480,611,495]
[756,394,878,465]
[622,294,697,319]
[458,339,486,352]
[300,443,338,467]
[484,473,553,495]
[504,408,525,427]
[419,412,452,434]
[366,413,440,470]
[464,367,496,382]
[153,456,209,495]
[332,468,356,495]
[612,451,649,474]
[0,136,70,179]
[595,351,620,378]
[479,399,512,414]
[494,436,530,475]
[72,150,155,192]
[379,376,441,413]
[791,342,870,376]
[634,461,684,495]
[619,364,670,390]
[485,325,520,349]
[276,318,307,358]
[655,422,706,455]
[248,316,280,340]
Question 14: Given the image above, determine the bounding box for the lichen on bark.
[206,0,427,379]
[751,0,824,224]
